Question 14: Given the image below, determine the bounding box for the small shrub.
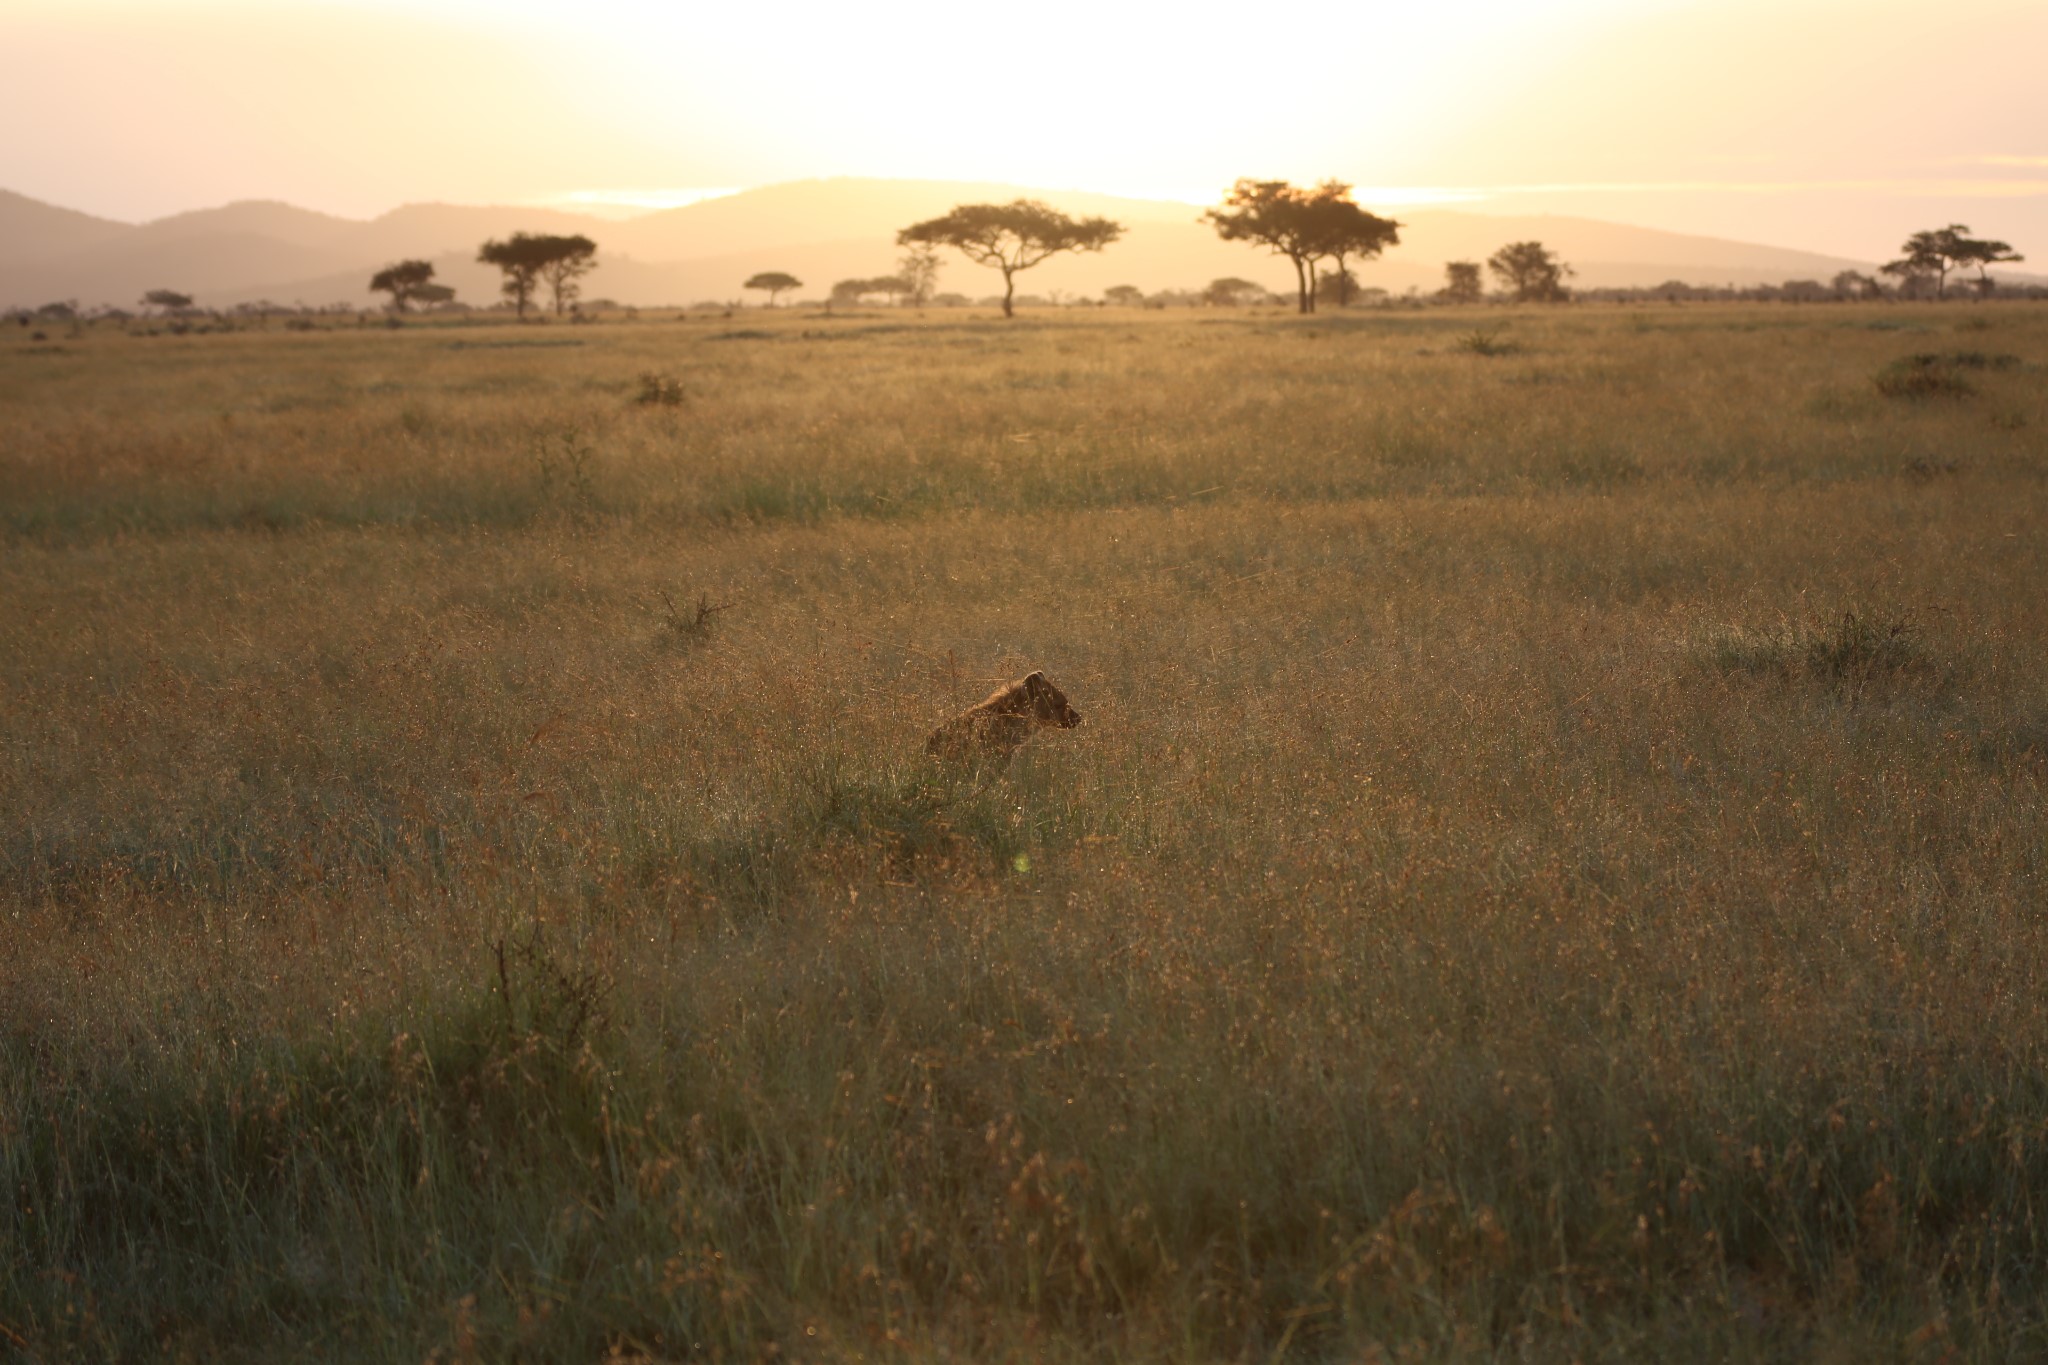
[1902,456,1960,483]
[1453,329,1518,357]
[1941,351,2020,370]
[632,371,685,407]
[489,926,611,1055]
[533,429,598,514]
[1876,355,1974,399]
[1803,608,1919,684]
[1875,352,2019,400]
[1698,608,1926,692]
[656,588,730,645]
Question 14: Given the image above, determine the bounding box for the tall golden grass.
[3,304,2045,1360]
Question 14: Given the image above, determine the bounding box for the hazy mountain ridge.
[0,189,135,264]
[4,177,2023,310]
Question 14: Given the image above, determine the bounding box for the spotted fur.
[925,671,1083,769]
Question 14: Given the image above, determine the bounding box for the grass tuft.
[1452,327,1519,356]
[1875,351,2020,399]
[1699,607,1929,690]
[631,371,686,407]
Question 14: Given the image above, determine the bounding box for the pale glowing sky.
[6,0,2045,259]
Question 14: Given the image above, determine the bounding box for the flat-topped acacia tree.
[896,200,1123,318]
[478,233,597,319]
[1885,225,2025,299]
[369,259,436,313]
[1204,179,1401,314]
[744,272,801,307]
[1487,241,1573,303]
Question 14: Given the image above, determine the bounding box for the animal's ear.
[1023,671,1048,694]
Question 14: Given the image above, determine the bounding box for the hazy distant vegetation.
[4,300,2046,1359]
[49,189,2031,329]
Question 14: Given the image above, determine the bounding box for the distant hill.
[601,179,1199,263]
[0,189,133,266]
[3,177,2030,310]
[129,200,363,249]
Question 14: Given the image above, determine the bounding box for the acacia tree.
[478,235,547,318]
[1887,227,1965,298]
[141,289,193,314]
[1202,278,1263,307]
[369,259,436,312]
[826,276,908,307]
[896,200,1123,318]
[1880,225,2022,299]
[1487,241,1573,302]
[1204,181,1316,313]
[1308,183,1401,307]
[1880,239,1942,298]
[1104,284,1146,307]
[1203,179,1400,314]
[1316,267,1361,307]
[897,243,943,306]
[479,234,597,319]
[536,235,597,315]
[1913,225,2026,296]
[745,271,802,307]
[1442,261,1483,304]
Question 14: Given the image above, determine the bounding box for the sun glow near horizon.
[5,0,2046,258]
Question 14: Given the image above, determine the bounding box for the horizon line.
[16,170,2048,230]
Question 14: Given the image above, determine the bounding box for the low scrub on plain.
[1874,349,2021,399]
[1695,606,1932,691]
[3,303,2047,1360]
[1452,327,1519,356]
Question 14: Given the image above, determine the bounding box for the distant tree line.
[36,204,2028,325]
[359,231,602,321]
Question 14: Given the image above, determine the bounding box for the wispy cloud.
[1422,178,2048,201]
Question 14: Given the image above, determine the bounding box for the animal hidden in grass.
[925,671,1083,770]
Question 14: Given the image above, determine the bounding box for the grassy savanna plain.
[2,300,2046,1362]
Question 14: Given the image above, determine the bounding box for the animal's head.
[1023,671,1083,729]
